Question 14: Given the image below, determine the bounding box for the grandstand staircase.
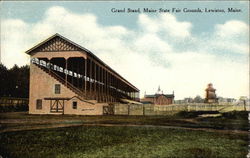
[34,63,98,104]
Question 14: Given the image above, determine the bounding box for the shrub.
[221,111,248,120]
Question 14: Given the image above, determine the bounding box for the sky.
[0,1,249,99]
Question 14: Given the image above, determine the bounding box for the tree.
[0,63,30,98]
[0,63,9,97]
[193,95,203,103]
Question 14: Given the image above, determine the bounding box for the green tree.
[193,95,203,103]
[0,63,9,97]
[0,63,30,98]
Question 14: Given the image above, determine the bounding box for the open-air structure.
[26,33,140,115]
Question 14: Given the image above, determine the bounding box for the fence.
[0,97,29,112]
[114,103,249,116]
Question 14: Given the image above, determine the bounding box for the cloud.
[160,14,192,38]
[1,19,30,67]
[138,14,192,38]
[138,14,159,33]
[210,20,249,55]
[1,6,249,99]
[215,20,248,38]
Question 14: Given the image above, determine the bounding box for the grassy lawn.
[0,126,248,158]
[0,111,248,158]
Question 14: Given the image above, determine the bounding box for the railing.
[49,69,85,97]
[34,63,138,102]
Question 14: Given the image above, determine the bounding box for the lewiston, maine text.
[111,8,242,13]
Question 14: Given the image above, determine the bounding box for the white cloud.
[138,14,192,38]
[160,14,192,38]
[215,20,248,38]
[1,6,249,99]
[1,19,30,67]
[138,14,159,33]
[210,20,249,55]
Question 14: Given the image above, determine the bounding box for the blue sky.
[0,1,249,99]
[1,1,249,32]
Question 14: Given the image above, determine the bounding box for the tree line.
[0,63,29,98]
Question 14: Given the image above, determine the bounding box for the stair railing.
[34,64,86,98]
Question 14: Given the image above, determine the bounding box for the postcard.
[0,1,249,158]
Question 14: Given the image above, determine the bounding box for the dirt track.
[0,112,248,134]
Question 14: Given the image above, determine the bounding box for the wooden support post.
[101,67,104,102]
[89,59,92,99]
[128,104,130,115]
[113,76,115,102]
[99,67,101,102]
[71,59,73,85]
[65,59,68,87]
[94,62,97,100]
[81,58,84,91]
[63,100,64,115]
[110,73,112,102]
[56,100,58,112]
[107,71,109,102]
[77,59,79,88]
[107,72,109,102]
[96,64,99,102]
[85,58,87,96]
[110,75,111,102]
[143,104,145,116]
[98,65,100,102]
[48,59,51,75]
[104,69,106,102]
[50,100,52,111]
[98,66,102,102]
[106,70,108,102]
[116,77,118,99]
[106,71,109,102]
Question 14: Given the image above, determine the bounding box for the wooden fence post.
[128,104,130,115]
[143,104,145,116]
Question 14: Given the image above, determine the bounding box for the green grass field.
[0,126,248,158]
[0,111,248,158]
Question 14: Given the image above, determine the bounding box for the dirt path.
[0,112,248,134]
[1,122,248,135]
[83,123,249,134]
